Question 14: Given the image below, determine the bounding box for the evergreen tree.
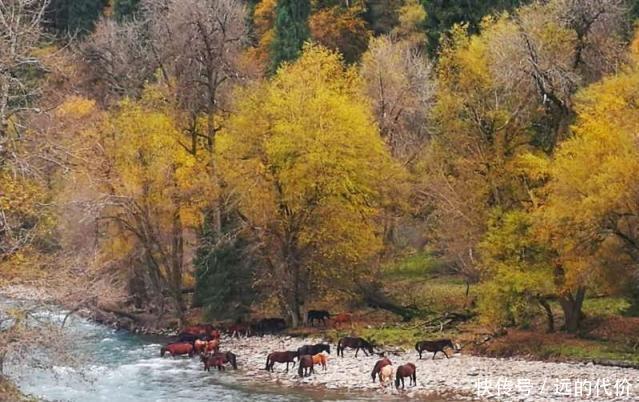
[194,211,258,321]
[113,0,141,21]
[421,0,525,55]
[46,0,108,34]
[270,0,311,73]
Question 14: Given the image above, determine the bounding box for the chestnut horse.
[298,355,315,377]
[395,363,417,389]
[265,351,298,372]
[311,353,328,371]
[371,357,392,382]
[160,342,194,357]
[331,313,352,328]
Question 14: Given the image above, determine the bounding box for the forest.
[2,0,639,367]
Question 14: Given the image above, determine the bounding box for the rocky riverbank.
[208,334,639,401]
[3,285,639,401]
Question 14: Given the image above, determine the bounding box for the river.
[1,297,404,402]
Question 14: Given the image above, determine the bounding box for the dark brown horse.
[337,337,374,357]
[297,343,330,357]
[202,351,238,371]
[307,310,330,326]
[227,323,251,338]
[265,351,298,372]
[415,339,456,360]
[160,342,194,357]
[298,355,315,377]
[371,357,392,382]
[395,363,417,389]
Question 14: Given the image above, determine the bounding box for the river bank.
[2,285,639,401]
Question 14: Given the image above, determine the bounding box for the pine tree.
[113,0,140,21]
[269,0,311,73]
[46,0,108,34]
[194,211,258,321]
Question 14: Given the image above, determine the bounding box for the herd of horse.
[159,315,460,391]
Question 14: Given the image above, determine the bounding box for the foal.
[379,365,393,388]
[312,353,328,371]
[395,363,417,389]
[371,357,392,382]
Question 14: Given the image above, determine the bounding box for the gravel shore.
[221,335,639,401]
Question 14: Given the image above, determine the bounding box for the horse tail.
[415,342,421,353]
[160,347,166,357]
[395,374,400,389]
[298,362,303,377]
[265,354,271,370]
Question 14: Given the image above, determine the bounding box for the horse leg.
[443,349,449,358]
[355,347,359,357]
[286,362,289,372]
[432,351,437,360]
[418,350,422,359]
[363,348,369,356]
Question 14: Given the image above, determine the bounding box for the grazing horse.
[297,343,330,357]
[202,351,238,371]
[371,357,392,382]
[415,339,456,360]
[182,324,214,336]
[337,337,374,357]
[204,355,227,371]
[265,351,298,372]
[379,365,393,387]
[332,313,352,328]
[307,310,330,326]
[395,363,417,389]
[298,355,315,377]
[311,353,328,371]
[160,342,194,357]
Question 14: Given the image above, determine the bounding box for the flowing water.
[1,297,402,402]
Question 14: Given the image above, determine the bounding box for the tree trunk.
[559,287,586,333]
[537,296,554,333]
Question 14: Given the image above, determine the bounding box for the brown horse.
[371,357,392,382]
[204,355,226,371]
[298,355,315,377]
[194,339,208,354]
[200,351,238,370]
[227,323,251,338]
[395,363,417,389]
[265,351,298,372]
[205,339,220,353]
[415,339,456,360]
[337,337,374,357]
[312,353,328,371]
[160,342,194,357]
[332,313,352,328]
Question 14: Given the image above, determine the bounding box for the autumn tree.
[270,0,311,72]
[219,45,404,326]
[60,89,216,325]
[537,45,639,330]
[360,36,435,163]
[309,5,371,63]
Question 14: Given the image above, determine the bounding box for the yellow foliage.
[219,44,405,283]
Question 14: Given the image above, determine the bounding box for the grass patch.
[541,342,639,364]
[382,251,444,280]
[583,297,630,317]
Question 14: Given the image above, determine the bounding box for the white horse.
[379,364,394,388]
